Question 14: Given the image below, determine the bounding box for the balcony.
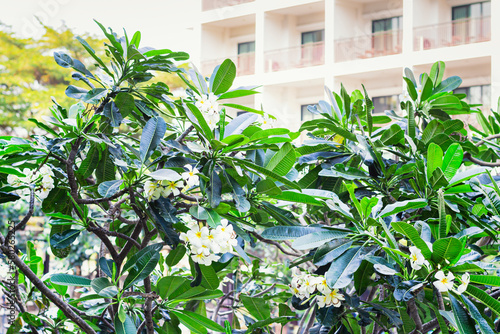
[414,17,490,51]
[201,53,255,77]
[265,42,324,72]
[202,0,254,11]
[335,30,402,62]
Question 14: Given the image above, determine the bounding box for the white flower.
[416,84,423,101]
[205,112,219,130]
[258,114,275,129]
[161,180,184,197]
[457,273,470,294]
[144,180,162,201]
[191,252,220,266]
[181,165,200,187]
[433,271,455,292]
[195,94,210,112]
[298,274,318,298]
[317,288,345,308]
[317,278,331,295]
[186,224,210,248]
[399,89,412,103]
[409,246,426,270]
[192,243,211,256]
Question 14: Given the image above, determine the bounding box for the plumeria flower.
[416,84,423,101]
[327,289,345,308]
[298,275,319,297]
[258,113,276,129]
[186,224,210,248]
[433,271,455,292]
[457,273,470,294]
[215,219,234,240]
[317,278,331,295]
[161,180,184,197]
[409,246,426,270]
[399,89,412,103]
[192,243,211,256]
[191,252,220,266]
[181,165,200,187]
[195,94,210,112]
[144,180,162,201]
[205,112,219,130]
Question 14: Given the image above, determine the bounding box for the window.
[237,41,255,75]
[371,17,402,55]
[301,30,324,45]
[301,104,318,122]
[238,41,255,54]
[301,30,325,65]
[452,2,490,43]
[372,95,399,114]
[454,85,490,109]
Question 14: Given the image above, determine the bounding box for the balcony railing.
[201,53,255,77]
[202,0,254,11]
[264,42,324,72]
[335,30,402,62]
[414,16,490,51]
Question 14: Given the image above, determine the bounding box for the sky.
[0,0,198,55]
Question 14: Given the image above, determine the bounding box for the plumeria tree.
[2,22,500,334]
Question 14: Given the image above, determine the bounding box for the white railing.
[264,42,324,72]
[201,53,255,77]
[335,29,402,62]
[414,16,490,51]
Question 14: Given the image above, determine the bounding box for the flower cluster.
[290,271,345,308]
[7,165,55,200]
[399,84,423,104]
[144,165,200,201]
[433,271,469,294]
[195,92,220,130]
[179,219,237,266]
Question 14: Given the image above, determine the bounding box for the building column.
[324,0,335,95]
[490,0,500,111]
[255,9,265,76]
[402,0,413,56]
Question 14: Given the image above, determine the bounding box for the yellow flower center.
[195,232,202,238]
[441,278,448,284]
[189,172,194,176]
[412,254,418,261]
[208,235,214,241]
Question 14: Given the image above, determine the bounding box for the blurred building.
[191,0,497,131]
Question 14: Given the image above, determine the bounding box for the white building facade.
[191,0,499,132]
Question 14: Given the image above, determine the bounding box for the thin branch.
[474,133,500,146]
[249,232,301,257]
[87,224,141,249]
[464,152,500,167]
[87,223,119,262]
[6,187,35,243]
[144,277,155,334]
[436,290,445,310]
[75,189,128,204]
[122,292,159,299]
[0,235,96,334]
[407,298,423,333]
[179,192,202,202]
[252,283,276,297]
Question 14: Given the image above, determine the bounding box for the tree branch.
[87,224,141,249]
[407,298,423,333]
[474,133,500,147]
[144,277,155,334]
[5,187,34,244]
[0,235,96,334]
[464,152,500,167]
[249,232,301,257]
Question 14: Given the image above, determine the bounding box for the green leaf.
[450,294,476,334]
[427,142,443,176]
[171,310,224,333]
[199,265,220,290]
[442,143,463,180]
[469,275,500,286]
[326,246,368,289]
[77,145,100,179]
[157,276,190,300]
[391,222,432,259]
[261,226,323,241]
[50,229,81,249]
[313,239,353,266]
[438,189,447,239]
[433,76,463,94]
[240,296,271,321]
[91,277,118,298]
[381,123,404,145]
[271,190,322,206]
[186,103,214,141]
[235,158,300,190]
[97,180,123,198]
[430,61,445,87]
[431,237,462,264]
[223,112,258,138]
[123,251,160,289]
[256,179,282,196]
[165,244,186,267]
[207,167,222,208]
[140,116,167,163]
[218,89,259,100]
[246,317,296,332]
[114,314,136,334]
[99,257,115,278]
[103,101,122,127]
[114,93,135,118]
[50,274,91,287]
[466,285,500,317]
[403,77,417,101]
[122,243,163,273]
[0,191,20,204]
[212,59,236,95]
[292,229,351,250]
[461,295,496,334]
[422,119,444,144]
[378,199,428,218]
[265,142,296,176]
